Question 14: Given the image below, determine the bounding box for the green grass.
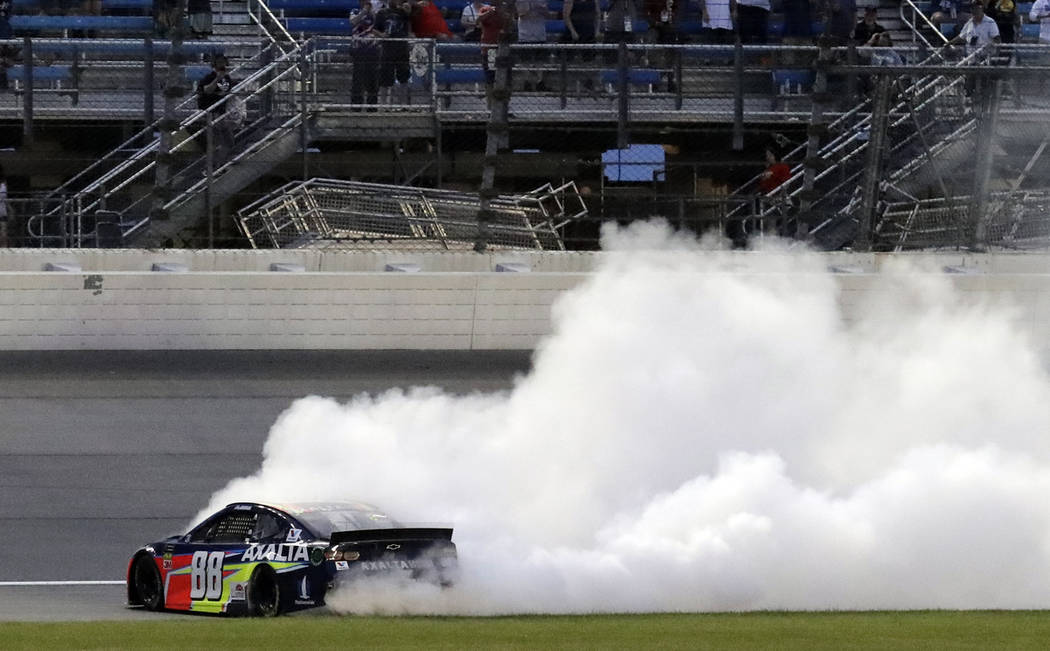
[5,612,1050,650]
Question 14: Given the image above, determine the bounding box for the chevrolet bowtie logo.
[386,544,401,551]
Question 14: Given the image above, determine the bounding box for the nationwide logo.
[241,543,310,563]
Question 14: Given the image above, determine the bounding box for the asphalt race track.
[0,350,532,621]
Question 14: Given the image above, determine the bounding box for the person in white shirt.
[460,0,490,41]
[952,1,1001,51]
[1029,0,1050,42]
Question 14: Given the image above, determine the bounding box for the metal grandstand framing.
[235,178,588,250]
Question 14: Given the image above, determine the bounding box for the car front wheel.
[132,555,164,611]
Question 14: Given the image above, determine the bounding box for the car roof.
[224,500,386,518]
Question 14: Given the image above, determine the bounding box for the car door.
[163,505,258,612]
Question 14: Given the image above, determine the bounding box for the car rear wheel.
[247,565,281,617]
[132,556,164,611]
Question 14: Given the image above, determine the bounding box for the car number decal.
[189,550,225,601]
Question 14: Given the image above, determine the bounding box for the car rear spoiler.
[329,527,454,545]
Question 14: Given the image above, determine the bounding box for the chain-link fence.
[4,28,1050,251]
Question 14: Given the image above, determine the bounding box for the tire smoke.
[200,222,1050,613]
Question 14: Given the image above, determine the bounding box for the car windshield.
[293,507,397,538]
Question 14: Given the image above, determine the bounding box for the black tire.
[132,555,164,611]
[247,565,281,617]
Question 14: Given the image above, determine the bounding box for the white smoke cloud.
[200,221,1050,612]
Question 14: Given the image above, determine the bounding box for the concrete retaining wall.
[1,250,1048,352]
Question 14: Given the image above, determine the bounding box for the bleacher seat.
[5,64,73,82]
[10,15,154,31]
[13,0,151,8]
[269,0,359,10]
[1022,23,1040,40]
[772,69,814,92]
[600,69,661,85]
[184,65,212,81]
[435,67,486,84]
[284,17,352,33]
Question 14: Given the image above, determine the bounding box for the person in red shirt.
[411,0,453,39]
[759,148,791,194]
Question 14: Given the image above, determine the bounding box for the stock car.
[126,501,457,616]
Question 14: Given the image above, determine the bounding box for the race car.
[126,501,457,616]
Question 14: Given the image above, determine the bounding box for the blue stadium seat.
[13,0,151,7]
[434,0,470,9]
[1022,22,1040,40]
[545,19,566,34]
[1018,2,1034,14]
[268,0,359,10]
[283,16,352,33]
[772,69,814,91]
[184,65,212,81]
[600,69,661,85]
[28,40,220,55]
[435,67,486,84]
[435,42,482,59]
[5,65,73,81]
[10,15,154,31]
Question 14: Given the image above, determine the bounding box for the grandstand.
[1,0,1050,251]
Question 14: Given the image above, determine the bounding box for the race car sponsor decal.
[162,559,173,570]
[360,559,429,571]
[230,582,247,601]
[286,528,302,543]
[241,543,310,563]
[334,561,349,571]
[298,576,310,600]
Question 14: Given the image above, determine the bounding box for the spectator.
[517,0,549,91]
[376,0,412,105]
[852,6,885,44]
[644,0,684,44]
[154,0,182,38]
[952,0,1000,50]
[700,0,734,44]
[460,0,490,41]
[735,0,770,44]
[605,0,639,45]
[1030,0,1050,42]
[988,0,1019,43]
[827,0,857,44]
[195,54,237,159]
[868,32,903,64]
[0,0,11,41]
[645,0,684,91]
[932,0,962,32]
[411,0,453,39]
[782,0,814,45]
[0,44,16,90]
[564,0,599,43]
[350,0,381,108]
[759,148,790,194]
[479,3,506,92]
[0,163,7,248]
[188,0,213,39]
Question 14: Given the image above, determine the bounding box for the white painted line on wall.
[0,581,124,586]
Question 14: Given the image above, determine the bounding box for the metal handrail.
[40,40,285,206]
[246,0,297,52]
[62,43,307,220]
[899,0,952,49]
